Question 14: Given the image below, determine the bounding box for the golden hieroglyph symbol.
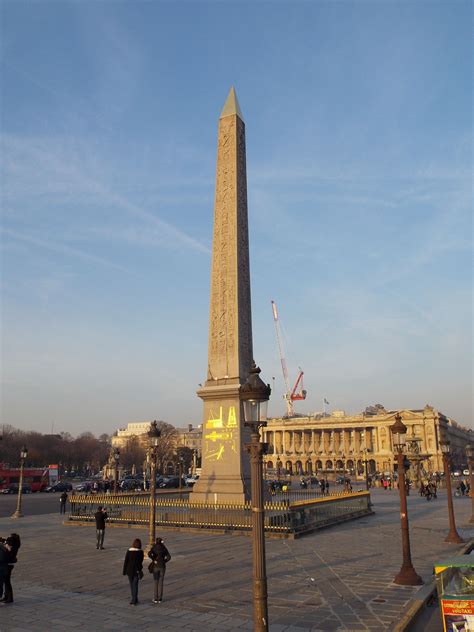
[204,405,238,461]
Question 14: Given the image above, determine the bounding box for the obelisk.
[192,87,254,504]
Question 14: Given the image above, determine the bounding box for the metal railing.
[69,490,371,535]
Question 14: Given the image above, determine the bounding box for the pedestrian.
[325,479,329,496]
[460,480,467,496]
[0,539,12,605]
[148,537,171,604]
[94,505,108,549]
[319,479,325,495]
[123,538,144,605]
[2,534,20,604]
[59,491,68,514]
[425,483,432,501]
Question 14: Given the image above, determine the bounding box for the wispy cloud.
[2,134,211,255]
[1,227,128,272]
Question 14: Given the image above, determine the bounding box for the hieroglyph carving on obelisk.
[192,87,254,504]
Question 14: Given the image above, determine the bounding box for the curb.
[392,538,474,632]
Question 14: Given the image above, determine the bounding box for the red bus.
[0,464,49,492]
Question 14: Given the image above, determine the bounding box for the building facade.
[111,422,151,450]
[263,404,472,478]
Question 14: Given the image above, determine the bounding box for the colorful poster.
[441,599,474,632]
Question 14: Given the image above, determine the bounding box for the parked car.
[184,475,199,487]
[453,470,462,477]
[120,478,143,491]
[74,482,92,493]
[335,476,351,485]
[45,482,73,493]
[2,483,32,494]
[158,476,181,489]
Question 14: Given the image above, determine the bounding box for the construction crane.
[271,300,307,417]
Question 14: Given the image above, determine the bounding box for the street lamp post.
[242,363,271,632]
[178,457,184,491]
[192,449,197,476]
[276,456,282,483]
[390,415,423,586]
[147,421,161,549]
[113,448,120,493]
[440,439,463,543]
[12,446,28,519]
[466,445,474,524]
[362,449,370,491]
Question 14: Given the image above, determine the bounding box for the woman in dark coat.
[0,541,11,604]
[2,533,21,603]
[148,537,171,604]
[123,538,144,605]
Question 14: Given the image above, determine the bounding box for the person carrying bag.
[148,537,171,604]
[123,538,144,605]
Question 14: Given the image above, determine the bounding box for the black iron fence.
[69,490,371,536]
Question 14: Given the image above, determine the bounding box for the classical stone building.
[175,424,202,454]
[263,404,472,478]
[112,421,201,453]
[111,422,151,450]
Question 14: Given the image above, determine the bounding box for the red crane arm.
[290,371,306,401]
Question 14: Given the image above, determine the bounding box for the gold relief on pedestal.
[204,405,238,461]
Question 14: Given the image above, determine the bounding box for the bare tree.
[120,436,146,471]
[155,422,179,474]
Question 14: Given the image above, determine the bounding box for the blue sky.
[1,1,472,435]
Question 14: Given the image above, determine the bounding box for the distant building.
[111,421,152,450]
[263,404,472,477]
[175,424,202,455]
[111,421,202,457]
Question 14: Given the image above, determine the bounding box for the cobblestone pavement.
[0,489,472,631]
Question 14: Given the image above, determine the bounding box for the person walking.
[0,539,12,605]
[123,538,144,605]
[59,491,68,514]
[2,534,20,604]
[325,479,329,496]
[94,505,108,549]
[148,537,171,604]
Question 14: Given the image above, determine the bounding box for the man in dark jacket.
[94,506,108,549]
[59,491,68,514]
[148,537,171,604]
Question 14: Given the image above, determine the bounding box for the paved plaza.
[0,488,472,631]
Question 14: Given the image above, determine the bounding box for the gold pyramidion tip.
[220,86,244,121]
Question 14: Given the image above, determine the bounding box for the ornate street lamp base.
[445,531,464,544]
[11,511,23,519]
[394,566,423,586]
